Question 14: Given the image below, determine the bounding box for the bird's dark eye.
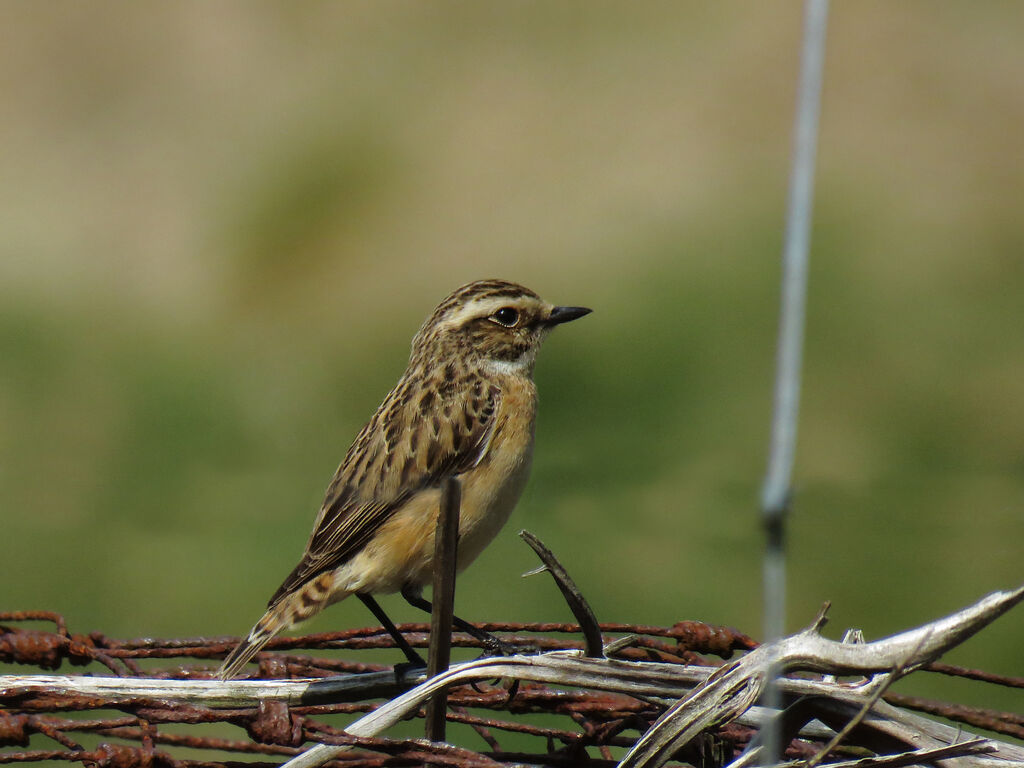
[490,307,520,327]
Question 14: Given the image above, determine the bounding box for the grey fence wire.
[760,0,829,763]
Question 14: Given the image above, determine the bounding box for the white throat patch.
[484,352,533,376]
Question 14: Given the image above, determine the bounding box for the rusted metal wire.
[0,612,712,767]
[3,611,1022,767]
[883,693,1024,740]
[922,661,1024,689]
[1,618,753,673]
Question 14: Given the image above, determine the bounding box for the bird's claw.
[479,635,537,657]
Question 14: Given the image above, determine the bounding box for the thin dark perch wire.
[425,476,461,742]
[519,529,603,658]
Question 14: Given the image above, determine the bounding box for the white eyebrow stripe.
[436,296,533,332]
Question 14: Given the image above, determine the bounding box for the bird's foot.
[394,658,428,682]
[478,634,537,658]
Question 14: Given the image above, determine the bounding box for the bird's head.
[411,279,591,375]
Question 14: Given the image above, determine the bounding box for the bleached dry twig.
[619,586,1024,768]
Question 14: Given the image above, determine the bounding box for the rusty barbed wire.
[3,612,1022,767]
[0,611,744,768]
[2,613,755,671]
[883,693,1024,741]
[922,662,1024,689]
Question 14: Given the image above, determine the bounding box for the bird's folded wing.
[267,380,501,607]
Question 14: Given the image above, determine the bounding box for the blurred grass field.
[2,0,1023,725]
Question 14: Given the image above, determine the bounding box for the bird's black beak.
[546,306,592,326]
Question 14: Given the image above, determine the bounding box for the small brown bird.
[219,279,590,678]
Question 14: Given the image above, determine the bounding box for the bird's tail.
[218,575,340,680]
[218,606,286,680]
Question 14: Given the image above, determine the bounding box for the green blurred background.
[2,0,1022,725]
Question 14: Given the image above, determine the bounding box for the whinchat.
[219,279,591,679]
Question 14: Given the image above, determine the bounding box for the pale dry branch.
[618,585,1024,768]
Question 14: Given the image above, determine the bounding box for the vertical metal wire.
[425,476,461,742]
[760,0,829,763]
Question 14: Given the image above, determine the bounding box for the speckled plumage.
[219,280,590,679]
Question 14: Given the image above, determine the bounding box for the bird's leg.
[357,593,425,667]
[399,584,520,657]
